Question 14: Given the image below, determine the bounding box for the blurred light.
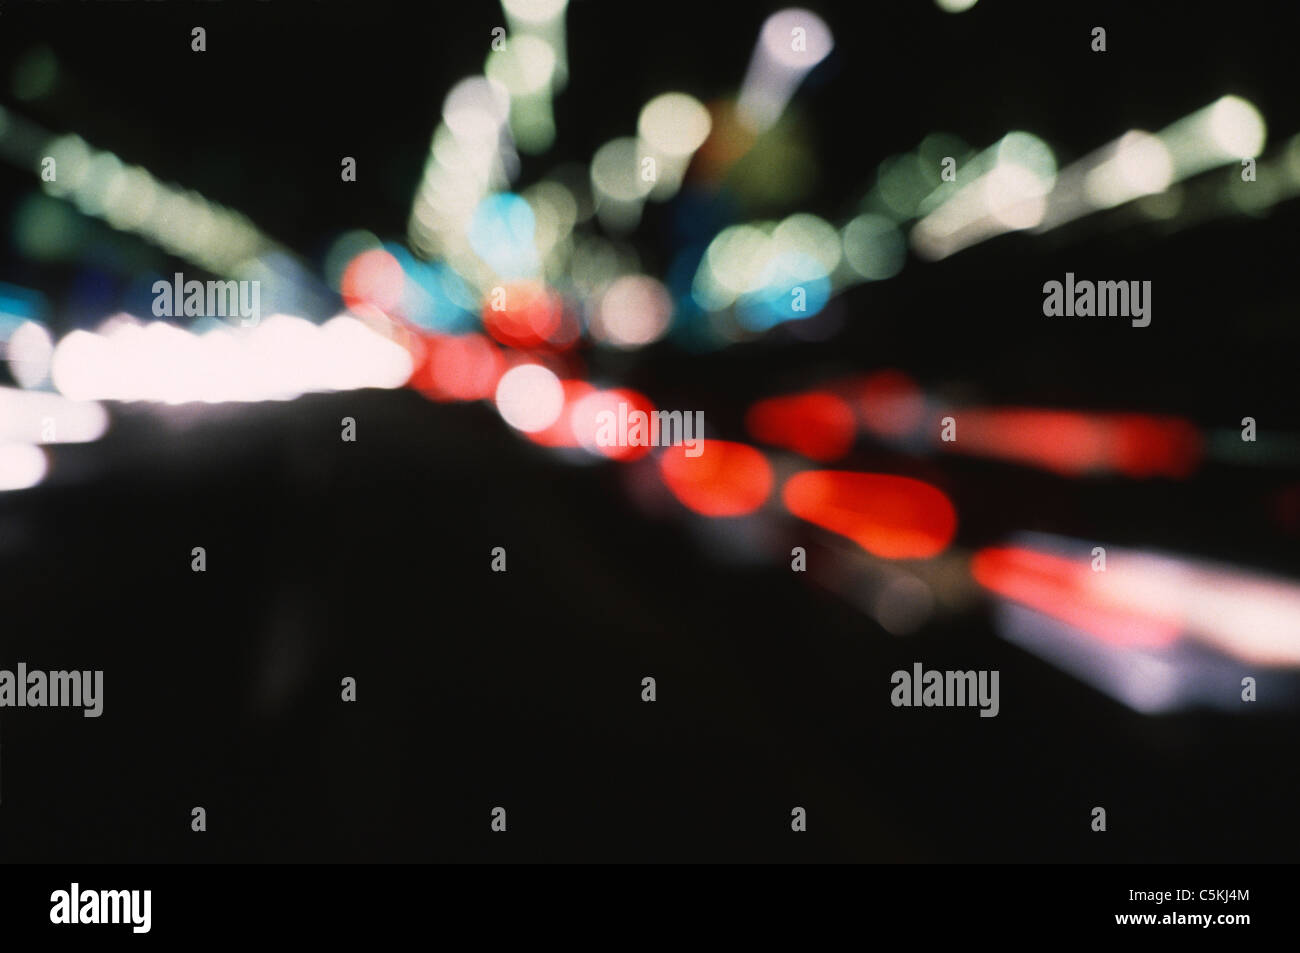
[318,314,415,392]
[854,370,926,437]
[341,248,406,315]
[876,154,934,221]
[501,0,570,90]
[638,92,713,159]
[103,164,158,232]
[746,391,856,461]
[973,546,1180,649]
[36,131,269,275]
[72,151,125,219]
[974,537,1300,668]
[547,162,595,224]
[591,137,653,233]
[694,224,769,310]
[572,388,656,461]
[737,250,830,330]
[443,76,512,149]
[6,320,54,388]
[1098,98,1256,226]
[1036,130,1175,232]
[501,0,568,22]
[324,231,382,291]
[569,234,639,298]
[873,573,937,635]
[841,214,906,281]
[1083,131,1174,209]
[783,471,957,559]
[937,408,1202,478]
[526,379,594,447]
[48,329,111,402]
[638,92,712,201]
[410,76,517,259]
[469,192,540,279]
[0,282,48,327]
[0,386,108,443]
[482,279,562,348]
[773,213,840,274]
[401,260,479,333]
[985,163,1049,228]
[522,180,577,260]
[692,214,836,329]
[737,8,834,133]
[935,0,978,11]
[1034,96,1268,237]
[912,132,1056,260]
[40,134,89,198]
[1207,96,1266,160]
[485,35,558,154]
[0,443,46,491]
[50,315,412,403]
[1107,553,1300,667]
[13,195,85,262]
[1134,183,1185,220]
[658,440,774,516]
[593,275,672,348]
[416,332,506,402]
[494,362,564,432]
[916,133,974,196]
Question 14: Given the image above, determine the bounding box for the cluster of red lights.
[348,255,1215,624]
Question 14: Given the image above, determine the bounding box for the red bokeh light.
[658,440,774,516]
[782,470,957,559]
[526,379,597,448]
[341,249,406,315]
[946,409,1202,478]
[745,391,856,462]
[970,546,1182,648]
[571,387,657,462]
[412,332,506,402]
[482,280,563,350]
[854,370,925,438]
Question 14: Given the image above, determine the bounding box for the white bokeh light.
[494,363,564,432]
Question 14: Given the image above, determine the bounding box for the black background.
[0,0,1297,862]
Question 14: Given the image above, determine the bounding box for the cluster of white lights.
[49,314,412,404]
